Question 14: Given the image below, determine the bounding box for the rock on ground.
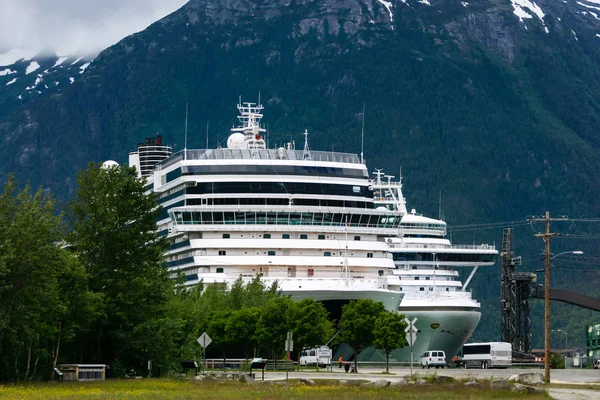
[490,379,510,390]
[239,374,255,384]
[299,377,316,386]
[464,381,480,387]
[509,372,545,385]
[513,383,544,394]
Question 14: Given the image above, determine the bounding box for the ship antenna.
[206,121,209,149]
[302,129,311,160]
[361,102,365,164]
[438,190,442,220]
[258,91,261,106]
[184,102,189,160]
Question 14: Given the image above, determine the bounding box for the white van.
[420,350,446,369]
[299,346,332,367]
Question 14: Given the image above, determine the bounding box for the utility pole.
[528,212,566,383]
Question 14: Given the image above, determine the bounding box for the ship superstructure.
[129,101,404,312]
[369,171,498,360]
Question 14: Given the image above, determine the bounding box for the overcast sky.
[0,0,188,55]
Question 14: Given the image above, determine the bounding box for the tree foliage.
[67,162,174,371]
[373,312,408,373]
[338,299,386,373]
[0,175,97,382]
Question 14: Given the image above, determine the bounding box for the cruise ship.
[367,172,498,361]
[128,100,404,314]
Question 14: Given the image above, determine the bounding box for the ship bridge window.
[222,233,230,239]
[282,234,290,239]
[318,235,325,240]
[268,251,276,256]
[216,267,224,273]
[420,287,424,291]
[354,236,361,241]
[263,234,271,239]
[367,253,373,258]
[218,250,226,256]
[300,234,308,239]
[324,251,332,257]
[415,277,419,280]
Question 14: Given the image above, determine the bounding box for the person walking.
[338,356,343,369]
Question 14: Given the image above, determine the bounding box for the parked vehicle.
[593,359,600,369]
[299,346,332,367]
[420,350,446,369]
[462,342,512,369]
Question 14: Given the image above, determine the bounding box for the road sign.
[407,332,417,346]
[197,332,212,348]
[285,340,294,352]
[404,317,418,378]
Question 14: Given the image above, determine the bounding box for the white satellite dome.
[227,133,245,149]
[376,206,388,211]
[101,160,119,169]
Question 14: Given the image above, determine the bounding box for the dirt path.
[548,388,600,400]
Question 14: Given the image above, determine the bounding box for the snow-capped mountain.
[0,49,95,117]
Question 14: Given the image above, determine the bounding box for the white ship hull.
[357,308,480,362]
[392,308,480,361]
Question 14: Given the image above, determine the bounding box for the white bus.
[462,342,512,369]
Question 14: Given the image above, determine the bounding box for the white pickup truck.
[299,346,332,367]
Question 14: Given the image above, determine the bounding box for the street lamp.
[544,250,583,382]
[552,329,569,368]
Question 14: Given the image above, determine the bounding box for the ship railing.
[388,243,495,250]
[156,149,361,170]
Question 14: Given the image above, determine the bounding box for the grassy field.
[0,378,551,399]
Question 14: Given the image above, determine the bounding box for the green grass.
[0,378,551,400]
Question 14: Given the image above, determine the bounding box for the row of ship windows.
[171,211,401,228]
[185,182,372,198]
[393,253,497,263]
[221,233,363,240]
[399,276,455,281]
[166,165,367,183]
[181,165,368,178]
[186,197,374,209]
[215,250,374,257]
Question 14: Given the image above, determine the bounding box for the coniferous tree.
[68,162,172,372]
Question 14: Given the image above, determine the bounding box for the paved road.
[261,366,600,385]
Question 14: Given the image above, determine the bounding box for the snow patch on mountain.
[25,62,40,75]
[377,0,394,23]
[577,1,600,11]
[79,63,91,73]
[53,57,69,68]
[0,68,16,76]
[510,0,545,22]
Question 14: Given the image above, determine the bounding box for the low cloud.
[0,0,188,55]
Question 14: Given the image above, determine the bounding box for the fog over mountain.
[0,0,188,55]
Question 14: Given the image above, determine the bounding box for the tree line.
[0,163,407,381]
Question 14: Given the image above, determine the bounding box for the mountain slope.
[0,0,599,346]
[0,50,95,118]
